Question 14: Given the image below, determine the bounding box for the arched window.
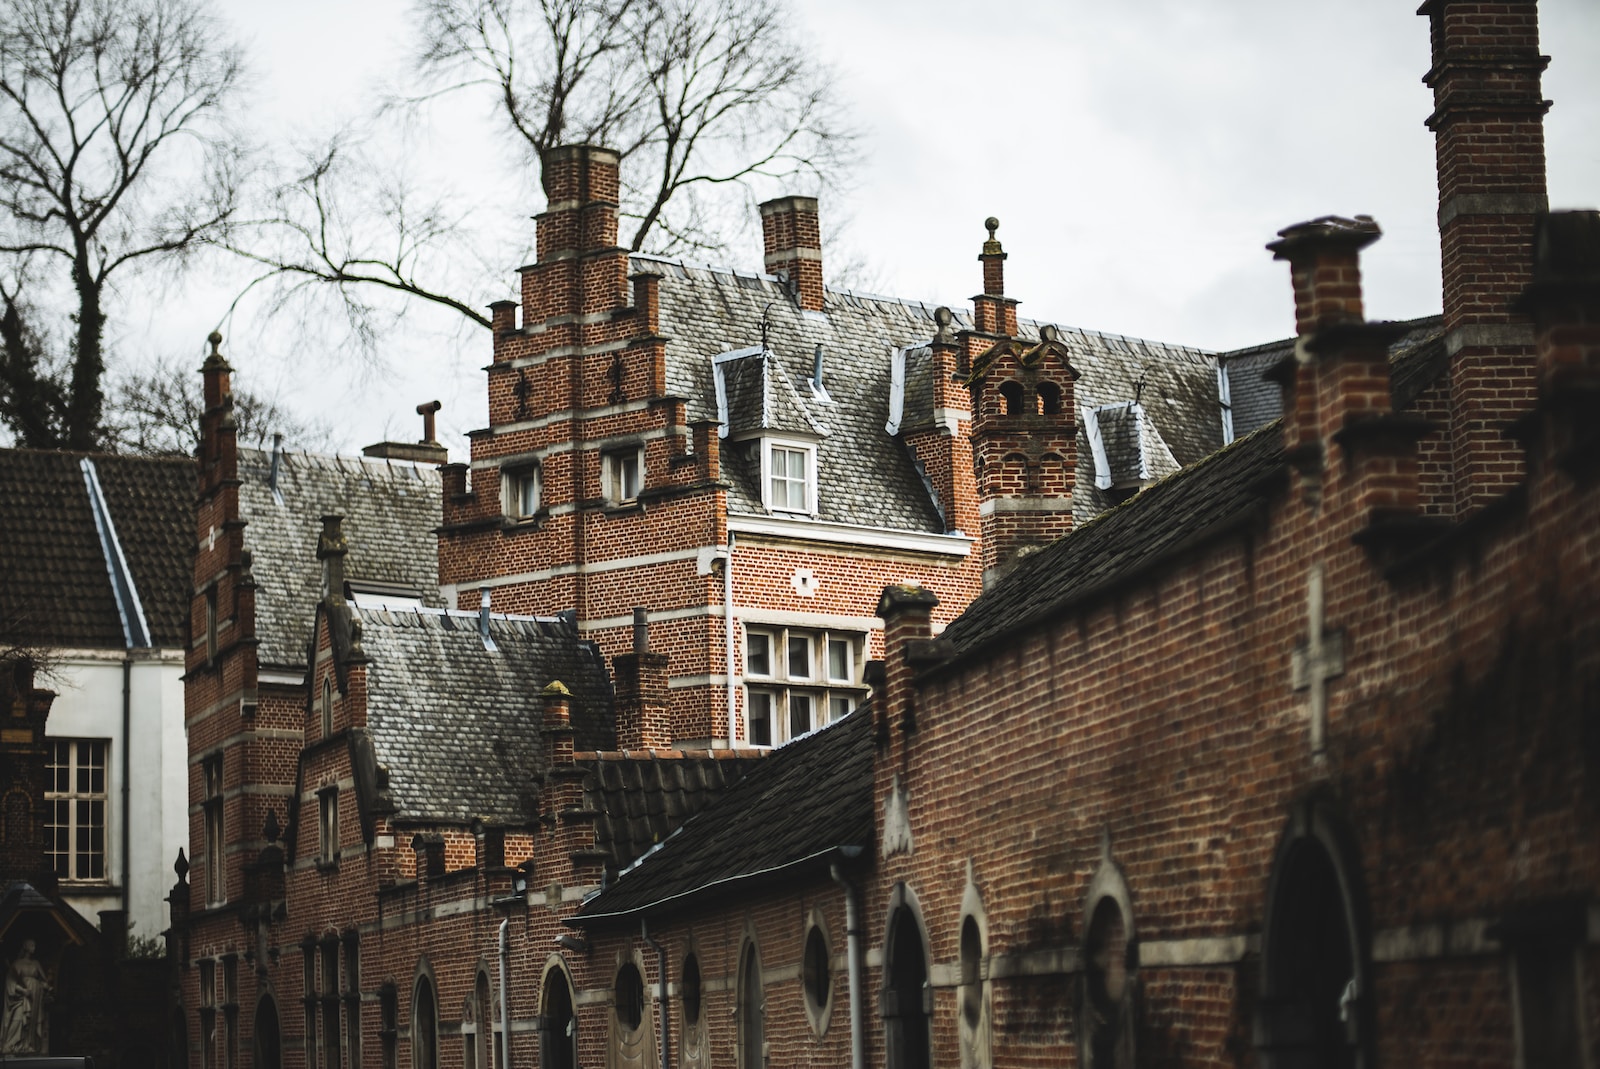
[1257,803,1369,1069]
[412,974,438,1069]
[998,381,1024,417]
[959,916,982,1029]
[737,942,764,1069]
[1038,381,1063,415]
[884,893,931,1069]
[254,995,282,1069]
[614,962,645,1034]
[321,676,334,737]
[681,954,702,1030]
[957,874,992,1069]
[1083,898,1132,1068]
[471,971,493,1069]
[540,965,576,1069]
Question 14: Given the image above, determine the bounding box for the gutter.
[569,845,863,927]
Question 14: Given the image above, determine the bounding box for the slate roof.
[936,422,1286,668]
[579,750,769,875]
[0,449,193,650]
[639,256,1224,532]
[357,608,614,824]
[572,704,874,924]
[1083,402,1181,490]
[236,449,443,669]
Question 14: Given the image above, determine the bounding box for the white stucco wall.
[40,647,187,944]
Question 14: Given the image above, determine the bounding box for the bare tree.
[0,0,243,449]
[220,0,853,351]
[103,352,333,457]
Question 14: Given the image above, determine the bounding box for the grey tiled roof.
[639,256,1223,534]
[0,449,193,650]
[573,706,873,924]
[580,750,769,875]
[1085,402,1180,491]
[937,423,1286,668]
[237,449,443,669]
[358,608,614,824]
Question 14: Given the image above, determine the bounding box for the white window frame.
[742,626,864,747]
[45,738,108,883]
[602,446,645,504]
[762,439,817,515]
[502,464,541,519]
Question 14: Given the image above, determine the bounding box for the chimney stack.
[760,196,824,312]
[1421,0,1550,513]
[614,607,671,750]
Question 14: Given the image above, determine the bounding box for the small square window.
[503,465,540,519]
[746,632,772,677]
[766,443,813,513]
[604,448,644,503]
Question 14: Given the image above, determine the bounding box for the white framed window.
[743,626,864,746]
[603,447,644,504]
[502,464,540,519]
[46,738,107,882]
[318,788,339,866]
[764,440,815,514]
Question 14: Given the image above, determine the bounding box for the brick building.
[178,1,1597,1068]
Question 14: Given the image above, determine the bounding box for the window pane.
[748,690,775,747]
[788,693,815,739]
[829,695,853,721]
[827,639,850,681]
[746,633,771,676]
[787,635,812,678]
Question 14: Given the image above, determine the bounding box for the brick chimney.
[760,196,824,312]
[972,218,1018,338]
[1421,0,1550,513]
[613,608,671,750]
[1513,211,1600,473]
[1269,216,1433,554]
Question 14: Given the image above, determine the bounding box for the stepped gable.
[0,449,193,649]
[236,448,443,669]
[357,608,613,824]
[578,749,770,874]
[572,706,873,924]
[936,421,1287,667]
[637,255,1222,532]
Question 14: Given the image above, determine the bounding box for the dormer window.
[763,440,815,514]
[502,464,541,519]
[603,447,644,504]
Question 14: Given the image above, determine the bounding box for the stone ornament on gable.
[1,938,51,1054]
[882,774,913,858]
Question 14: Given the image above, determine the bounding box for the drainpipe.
[642,918,669,1069]
[830,863,864,1069]
[499,918,512,1069]
[724,533,737,746]
[121,656,132,918]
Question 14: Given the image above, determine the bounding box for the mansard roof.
[0,449,193,650]
[236,448,443,669]
[636,255,1224,531]
[355,608,614,825]
[571,705,873,925]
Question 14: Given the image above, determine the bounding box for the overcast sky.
[157,0,1600,456]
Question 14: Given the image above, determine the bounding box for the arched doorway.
[1258,804,1369,1069]
[737,942,764,1069]
[884,900,931,1069]
[540,965,576,1069]
[254,995,282,1069]
[413,974,439,1069]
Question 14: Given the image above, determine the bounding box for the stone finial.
[542,680,572,697]
[979,217,1007,299]
[933,306,956,346]
[174,848,190,882]
[203,330,230,371]
[983,217,1001,253]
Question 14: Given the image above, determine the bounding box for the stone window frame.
[204,585,219,663]
[760,437,817,516]
[1079,852,1136,1069]
[501,461,542,522]
[742,625,865,747]
[203,752,225,906]
[342,932,361,1069]
[317,786,339,869]
[801,907,834,1037]
[610,949,655,1069]
[957,874,992,1069]
[881,881,933,1069]
[319,936,342,1069]
[602,444,645,505]
[44,737,109,884]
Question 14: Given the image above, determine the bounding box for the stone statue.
[1,939,50,1053]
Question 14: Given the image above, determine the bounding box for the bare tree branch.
[0,0,243,449]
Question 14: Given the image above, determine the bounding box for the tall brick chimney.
[760,196,824,312]
[613,608,671,750]
[1421,0,1550,513]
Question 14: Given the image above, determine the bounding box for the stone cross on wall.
[1290,564,1344,755]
